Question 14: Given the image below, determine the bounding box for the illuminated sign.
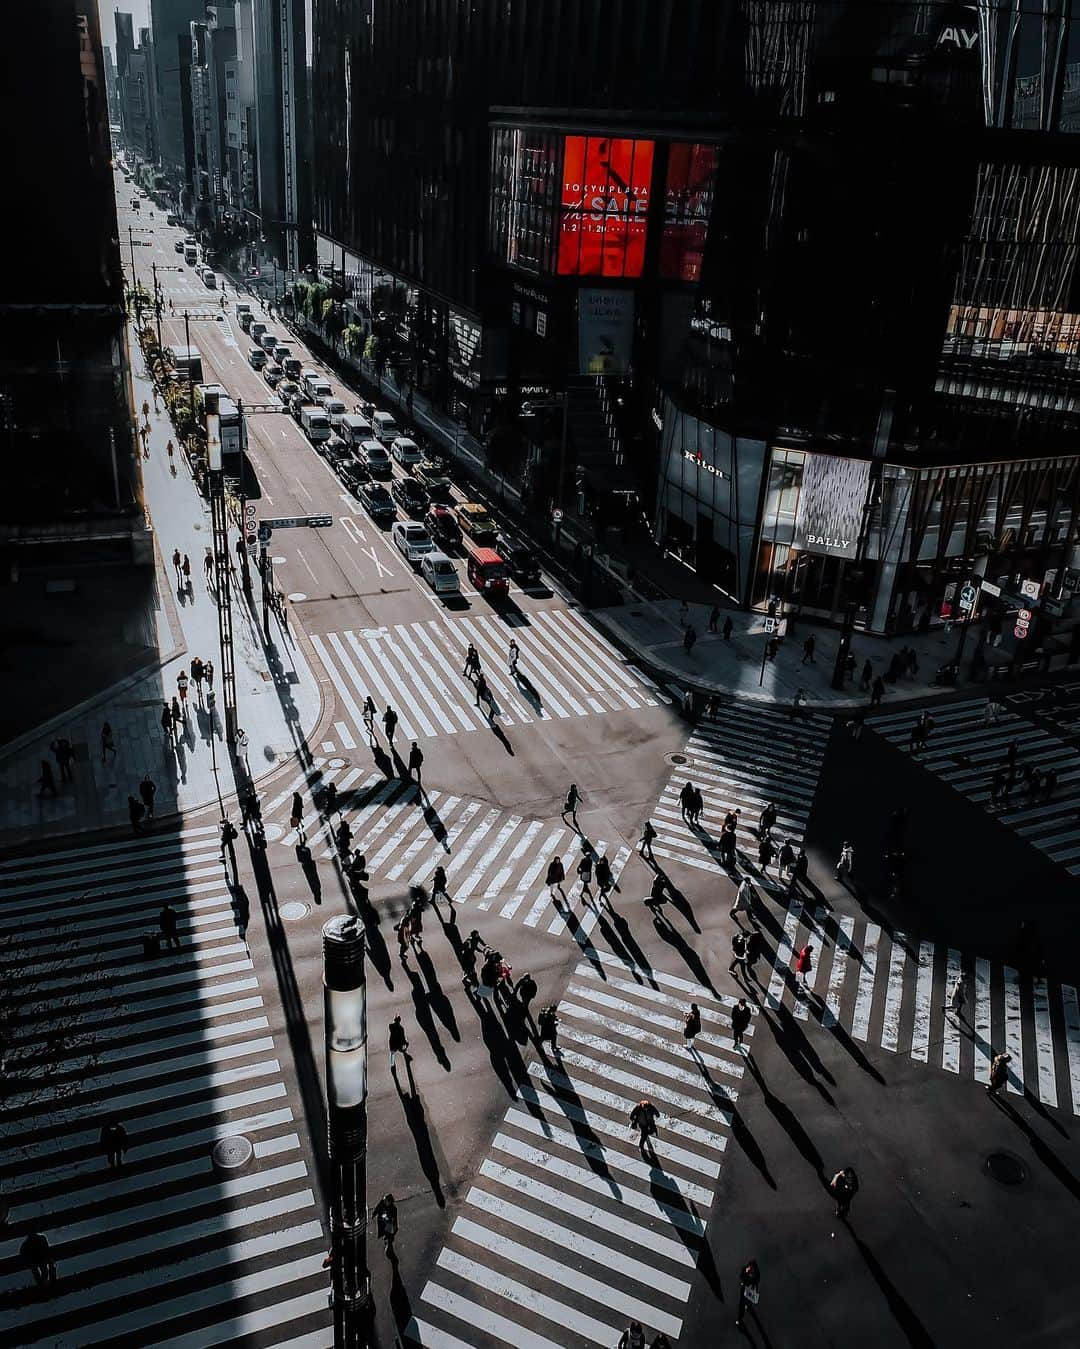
[661,143,718,282]
[558,136,654,278]
[792,454,872,560]
[682,449,729,482]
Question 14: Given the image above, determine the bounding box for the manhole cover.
[985,1151,1027,1186]
[280,901,309,921]
[665,752,689,767]
[288,592,307,603]
[263,823,284,843]
[328,758,347,769]
[212,1135,253,1170]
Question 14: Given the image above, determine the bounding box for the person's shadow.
[403,1088,447,1208]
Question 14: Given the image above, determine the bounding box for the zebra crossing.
[871,698,1080,875]
[762,897,1080,1114]
[0,827,331,1346]
[265,761,631,941]
[308,608,665,748]
[406,951,753,1348]
[649,705,831,883]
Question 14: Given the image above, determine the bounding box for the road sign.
[1014,625,1030,640]
[980,579,1002,597]
[246,532,257,546]
[552,509,564,524]
[959,584,976,612]
[257,523,272,543]
[1018,608,1032,623]
[262,514,333,530]
[245,503,257,520]
[763,617,777,633]
[1020,579,1040,600]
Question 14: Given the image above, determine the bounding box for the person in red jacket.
[795,942,814,993]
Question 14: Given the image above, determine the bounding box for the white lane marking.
[455,817,523,902]
[850,923,879,1041]
[500,828,566,921]
[385,795,453,881]
[942,949,962,1074]
[559,1001,742,1084]
[881,934,907,1053]
[412,620,493,730]
[910,940,934,1062]
[1003,965,1025,1095]
[333,721,356,749]
[393,624,471,733]
[1062,984,1080,1116]
[529,1062,730,1145]
[464,1187,693,1300]
[821,916,854,1030]
[1032,976,1058,1108]
[479,821,544,910]
[310,634,371,732]
[419,1278,563,1349]
[585,951,755,1011]
[345,630,436,740]
[766,900,803,1010]
[407,802,480,887]
[450,1215,683,1338]
[973,958,992,1082]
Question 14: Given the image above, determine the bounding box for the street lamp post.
[204,393,238,748]
[323,915,371,1349]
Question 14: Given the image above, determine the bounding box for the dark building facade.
[2,1,148,567]
[149,0,204,189]
[312,0,1080,640]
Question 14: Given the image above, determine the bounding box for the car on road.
[247,346,267,370]
[322,397,348,430]
[200,267,217,289]
[391,436,424,468]
[357,440,392,479]
[263,366,283,388]
[414,458,453,501]
[496,533,542,586]
[420,551,460,596]
[173,239,184,253]
[357,481,395,525]
[466,547,510,599]
[391,476,428,516]
[339,463,371,496]
[392,521,436,564]
[425,503,461,549]
[277,380,300,404]
[456,501,498,545]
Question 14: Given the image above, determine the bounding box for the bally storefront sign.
[792,453,872,560]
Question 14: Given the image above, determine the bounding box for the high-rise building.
[149,0,204,189]
[311,0,1080,643]
[2,1,149,569]
[103,44,119,127]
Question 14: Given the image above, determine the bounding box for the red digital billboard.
[557,136,654,278]
[660,142,719,282]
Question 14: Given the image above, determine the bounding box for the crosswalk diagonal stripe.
[515,614,607,712]
[766,900,802,1010]
[973,958,993,1081]
[385,795,451,881]
[452,617,544,721]
[559,1002,742,1081]
[419,1279,564,1349]
[1063,985,1080,1115]
[467,614,575,719]
[942,949,963,1073]
[392,623,460,734]
[851,923,879,1041]
[412,621,493,730]
[506,829,568,922]
[310,633,370,733]
[407,802,480,886]
[1033,976,1058,1107]
[556,607,642,690]
[480,821,544,908]
[463,1186,694,1299]
[343,629,433,739]
[538,610,642,707]
[456,816,523,902]
[821,917,855,1030]
[911,940,934,1061]
[477,1161,698,1265]
[1003,964,1025,1094]
[449,1215,683,1337]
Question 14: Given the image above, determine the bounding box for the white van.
[371,411,399,444]
[322,397,348,429]
[299,367,320,396]
[300,406,331,443]
[391,436,423,467]
[339,414,372,448]
[306,376,332,402]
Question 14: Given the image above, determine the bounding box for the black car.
[263,366,283,388]
[358,481,396,525]
[425,504,461,549]
[415,459,453,501]
[339,462,371,495]
[497,534,542,585]
[391,477,428,515]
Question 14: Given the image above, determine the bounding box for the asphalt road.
[80,182,1080,1349]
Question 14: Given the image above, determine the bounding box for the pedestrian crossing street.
[649,704,831,885]
[870,698,1080,876]
[0,827,331,1347]
[264,763,630,943]
[762,896,1080,1115]
[406,950,754,1349]
[308,607,666,748]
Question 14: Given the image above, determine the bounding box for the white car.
[391,436,423,467]
[420,551,460,596]
[322,397,348,429]
[392,521,435,564]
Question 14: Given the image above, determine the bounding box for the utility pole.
[128,225,142,325]
[204,393,238,747]
[184,309,195,431]
[323,916,370,1349]
[151,262,163,352]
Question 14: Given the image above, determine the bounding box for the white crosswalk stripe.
[406,955,748,1349]
[648,706,830,888]
[871,698,1080,874]
[309,611,663,746]
[268,778,627,940]
[0,833,329,1343]
[760,897,1080,1115]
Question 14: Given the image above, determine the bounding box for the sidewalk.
[0,337,322,850]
